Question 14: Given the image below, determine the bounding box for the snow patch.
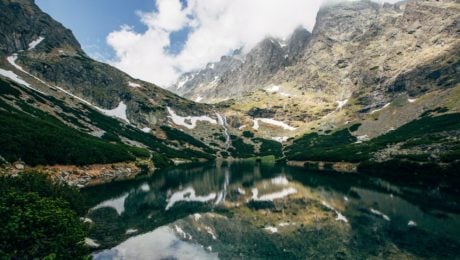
[80,217,93,224]
[140,183,150,192]
[195,96,203,102]
[91,193,129,216]
[252,187,297,201]
[174,225,193,240]
[0,68,47,95]
[408,98,417,103]
[141,127,151,133]
[167,107,217,129]
[336,99,348,110]
[128,81,141,88]
[99,101,130,123]
[85,238,100,248]
[28,36,45,50]
[271,176,289,185]
[166,187,217,210]
[408,220,417,226]
[370,103,391,114]
[370,208,391,221]
[253,118,296,131]
[272,136,288,143]
[193,213,202,221]
[126,229,138,235]
[265,85,280,93]
[140,127,152,133]
[321,201,348,223]
[355,135,370,144]
[264,226,278,233]
[204,226,217,240]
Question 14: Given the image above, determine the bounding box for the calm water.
[84,161,460,259]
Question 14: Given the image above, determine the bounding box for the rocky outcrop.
[0,0,81,54]
[171,0,459,112]
[0,161,153,188]
[169,27,312,102]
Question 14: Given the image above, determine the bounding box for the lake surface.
[84,161,460,259]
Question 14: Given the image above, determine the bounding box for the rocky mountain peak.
[0,0,81,54]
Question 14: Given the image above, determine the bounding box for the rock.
[14,163,24,170]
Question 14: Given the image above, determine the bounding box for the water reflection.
[85,161,460,259]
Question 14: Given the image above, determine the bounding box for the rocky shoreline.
[0,160,154,188]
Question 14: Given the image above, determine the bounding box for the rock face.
[0,0,80,54]
[171,0,459,107]
[0,0,214,128]
[169,27,312,103]
[0,0,232,159]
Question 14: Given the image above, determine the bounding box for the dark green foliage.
[369,66,379,71]
[253,138,283,158]
[420,107,449,117]
[286,128,357,161]
[349,123,361,132]
[127,147,151,159]
[152,153,173,169]
[0,79,21,97]
[0,173,88,258]
[0,103,139,166]
[101,132,121,142]
[242,131,255,138]
[229,138,255,158]
[286,113,460,164]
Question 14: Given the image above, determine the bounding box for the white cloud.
[107,0,401,87]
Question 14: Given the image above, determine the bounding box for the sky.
[36,0,399,88]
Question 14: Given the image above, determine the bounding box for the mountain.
[169,27,311,103]
[0,0,459,180]
[170,0,460,172]
[0,0,262,181]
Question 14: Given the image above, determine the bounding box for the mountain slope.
[168,0,460,172]
[169,27,311,103]
[0,0,231,170]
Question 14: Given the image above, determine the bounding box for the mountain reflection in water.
[84,161,460,259]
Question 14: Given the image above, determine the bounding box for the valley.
[0,0,459,259]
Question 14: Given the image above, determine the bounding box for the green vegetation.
[0,79,215,165]
[0,98,149,166]
[253,138,283,158]
[242,131,255,138]
[286,114,460,164]
[0,172,88,258]
[152,152,173,169]
[228,135,255,158]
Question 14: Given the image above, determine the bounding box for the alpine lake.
[84,160,460,259]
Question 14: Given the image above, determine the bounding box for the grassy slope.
[0,78,216,166]
[285,113,460,164]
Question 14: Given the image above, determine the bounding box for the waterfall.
[216,113,231,148]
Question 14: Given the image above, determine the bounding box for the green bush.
[0,173,88,259]
[253,138,283,158]
[242,131,254,138]
[152,153,173,169]
[286,113,460,164]
[0,99,141,166]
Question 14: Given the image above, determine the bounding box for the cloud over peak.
[107,0,398,87]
